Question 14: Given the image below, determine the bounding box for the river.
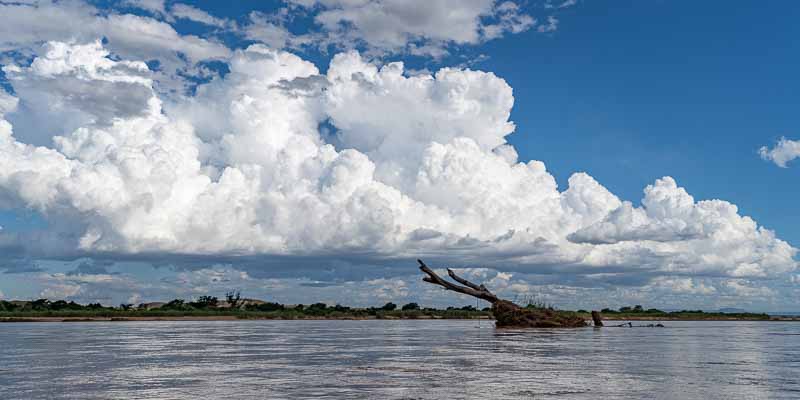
[1,320,799,399]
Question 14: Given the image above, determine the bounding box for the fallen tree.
[418,259,588,328]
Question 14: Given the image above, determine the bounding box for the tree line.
[0,295,492,319]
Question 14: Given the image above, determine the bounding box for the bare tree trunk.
[591,311,603,327]
[417,260,586,328]
[418,260,499,303]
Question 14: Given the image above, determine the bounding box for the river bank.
[2,314,797,323]
[601,315,800,321]
[0,315,491,322]
[3,299,795,323]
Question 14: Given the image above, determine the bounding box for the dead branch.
[447,268,487,292]
[418,259,499,303]
[417,259,588,328]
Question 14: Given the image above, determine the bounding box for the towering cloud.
[0,40,795,284]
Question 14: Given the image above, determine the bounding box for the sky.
[0,0,798,312]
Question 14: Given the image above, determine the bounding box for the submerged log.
[591,311,604,327]
[417,260,587,328]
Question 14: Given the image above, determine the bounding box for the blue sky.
[0,0,798,311]
[495,0,800,245]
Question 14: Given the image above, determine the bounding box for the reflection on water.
[1,320,799,399]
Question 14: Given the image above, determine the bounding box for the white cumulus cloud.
[647,276,716,295]
[0,0,230,96]
[759,137,800,168]
[0,40,795,284]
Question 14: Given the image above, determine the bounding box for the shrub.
[50,300,83,310]
[248,302,284,312]
[30,299,51,310]
[190,296,219,309]
[163,299,186,310]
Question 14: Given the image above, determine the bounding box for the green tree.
[381,302,397,311]
[304,302,329,316]
[401,302,420,311]
[30,299,51,310]
[50,300,71,310]
[191,296,218,309]
[225,291,242,308]
[164,299,186,310]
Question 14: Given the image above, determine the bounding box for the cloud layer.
[0,0,230,90]
[0,40,796,284]
[287,0,536,56]
[3,259,796,312]
[0,1,796,308]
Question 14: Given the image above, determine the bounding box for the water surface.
[1,320,799,399]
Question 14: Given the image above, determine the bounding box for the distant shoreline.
[602,315,800,322]
[3,298,797,323]
[0,315,490,323]
[2,315,798,323]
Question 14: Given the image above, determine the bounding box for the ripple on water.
[0,320,799,399]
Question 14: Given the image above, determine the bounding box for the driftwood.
[612,322,665,328]
[591,311,604,327]
[418,259,589,328]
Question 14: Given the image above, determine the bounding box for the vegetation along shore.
[1,292,796,322]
